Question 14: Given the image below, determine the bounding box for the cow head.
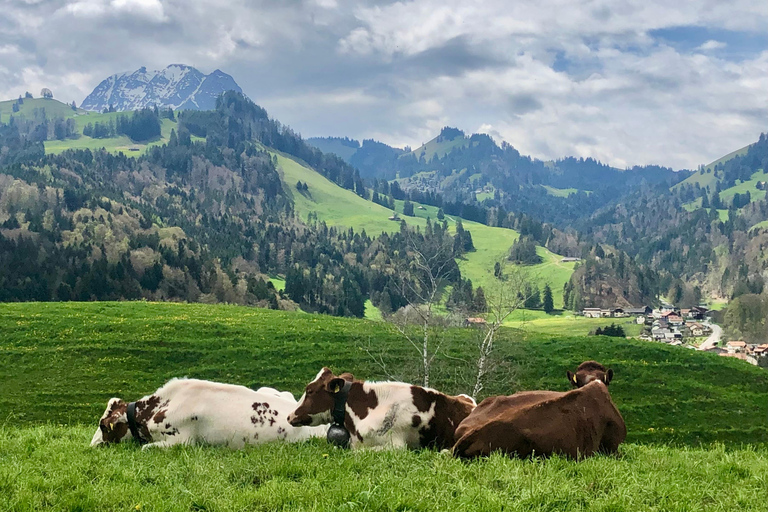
[90,398,133,446]
[566,361,614,388]
[287,368,354,427]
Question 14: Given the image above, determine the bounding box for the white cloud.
[0,0,766,169]
[697,40,727,51]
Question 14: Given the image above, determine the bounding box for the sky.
[1,0,767,170]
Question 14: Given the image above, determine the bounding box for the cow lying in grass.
[287,368,476,450]
[453,361,625,459]
[91,378,328,449]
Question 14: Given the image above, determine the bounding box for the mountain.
[80,64,243,112]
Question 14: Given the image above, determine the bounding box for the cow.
[91,378,328,449]
[286,368,476,450]
[453,361,625,459]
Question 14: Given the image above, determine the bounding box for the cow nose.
[287,413,296,425]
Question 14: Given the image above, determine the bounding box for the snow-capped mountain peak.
[81,64,243,112]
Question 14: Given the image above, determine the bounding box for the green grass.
[1,302,766,446]
[275,151,574,301]
[364,299,383,321]
[44,117,180,155]
[2,427,766,512]
[268,276,286,292]
[503,310,643,337]
[1,301,767,510]
[673,142,756,192]
[718,170,767,203]
[0,97,85,121]
[707,299,729,311]
[750,219,768,232]
[542,185,580,197]
[405,134,472,161]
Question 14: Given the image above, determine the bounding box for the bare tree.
[471,263,530,399]
[388,230,457,387]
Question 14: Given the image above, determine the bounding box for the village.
[581,304,768,367]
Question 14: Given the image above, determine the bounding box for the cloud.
[0,0,766,169]
[697,40,727,51]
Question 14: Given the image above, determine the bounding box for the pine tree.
[543,284,554,313]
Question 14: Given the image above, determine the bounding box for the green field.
[1,302,767,510]
[276,150,574,307]
[1,302,766,445]
[405,134,473,161]
[503,310,643,337]
[2,427,766,512]
[45,117,180,155]
[0,97,85,120]
[542,185,580,197]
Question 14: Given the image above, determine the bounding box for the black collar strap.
[126,402,149,445]
[331,381,352,425]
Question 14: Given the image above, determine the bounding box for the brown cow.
[453,361,626,459]
[287,368,476,450]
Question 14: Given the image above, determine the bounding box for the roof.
[727,341,747,347]
[465,317,486,324]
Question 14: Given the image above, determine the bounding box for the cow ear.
[566,371,578,387]
[326,377,346,394]
[605,369,614,385]
[339,372,354,381]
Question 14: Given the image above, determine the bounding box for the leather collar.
[126,401,149,445]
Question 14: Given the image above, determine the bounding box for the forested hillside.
[0,93,490,317]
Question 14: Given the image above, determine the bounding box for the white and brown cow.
[286,368,476,450]
[91,378,328,449]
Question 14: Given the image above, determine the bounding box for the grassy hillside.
[674,142,755,191]
[406,134,473,161]
[0,97,84,120]
[2,427,766,512]
[276,150,574,306]
[306,137,359,163]
[1,302,766,446]
[2,301,766,511]
[0,97,181,155]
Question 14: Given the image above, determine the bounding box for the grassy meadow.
[276,149,575,306]
[3,427,767,512]
[1,301,767,511]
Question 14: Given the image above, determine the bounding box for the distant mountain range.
[80,64,243,112]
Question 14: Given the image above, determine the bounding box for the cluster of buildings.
[710,341,768,366]
[582,304,711,344]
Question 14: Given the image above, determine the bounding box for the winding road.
[698,323,722,351]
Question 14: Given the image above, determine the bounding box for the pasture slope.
[275,150,576,308]
[1,302,767,511]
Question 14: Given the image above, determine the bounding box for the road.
[698,323,722,351]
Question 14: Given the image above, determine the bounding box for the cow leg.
[141,433,192,450]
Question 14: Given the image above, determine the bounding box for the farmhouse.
[726,341,747,353]
[583,308,602,318]
[464,317,487,328]
[561,257,580,263]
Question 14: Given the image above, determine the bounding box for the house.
[635,315,646,324]
[667,314,684,326]
[688,323,705,336]
[753,344,768,356]
[600,309,612,318]
[464,317,487,328]
[681,308,705,320]
[388,214,400,221]
[583,308,602,318]
[611,307,627,317]
[561,257,581,263]
[652,327,670,341]
[625,306,652,316]
[726,341,747,353]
